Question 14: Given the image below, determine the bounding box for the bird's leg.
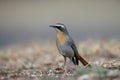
[63,56,66,69]
[71,57,76,65]
[61,56,68,78]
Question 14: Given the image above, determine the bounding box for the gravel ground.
[0,39,120,80]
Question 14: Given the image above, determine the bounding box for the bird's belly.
[57,44,74,58]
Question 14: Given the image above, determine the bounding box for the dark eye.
[57,26,63,31]
[59,26,63,29]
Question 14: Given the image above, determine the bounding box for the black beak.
[49,25,56,28]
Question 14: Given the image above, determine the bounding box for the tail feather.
[77,54,89,66]
[71,43,89,66]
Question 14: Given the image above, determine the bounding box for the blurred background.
[0,1,120,79]
[0,0,120,46]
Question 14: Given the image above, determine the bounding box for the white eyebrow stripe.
[56,24,65,28]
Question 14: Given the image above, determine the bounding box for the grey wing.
[68,37,79,55]
[68,38,79,65]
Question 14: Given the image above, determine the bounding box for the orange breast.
[56,29,66,44]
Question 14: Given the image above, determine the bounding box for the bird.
[49,23,90,68]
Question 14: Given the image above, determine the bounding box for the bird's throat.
[56,29,66,44]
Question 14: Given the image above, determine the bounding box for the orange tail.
[77,54,89,66]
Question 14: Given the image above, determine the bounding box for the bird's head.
[50,23,68,34]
